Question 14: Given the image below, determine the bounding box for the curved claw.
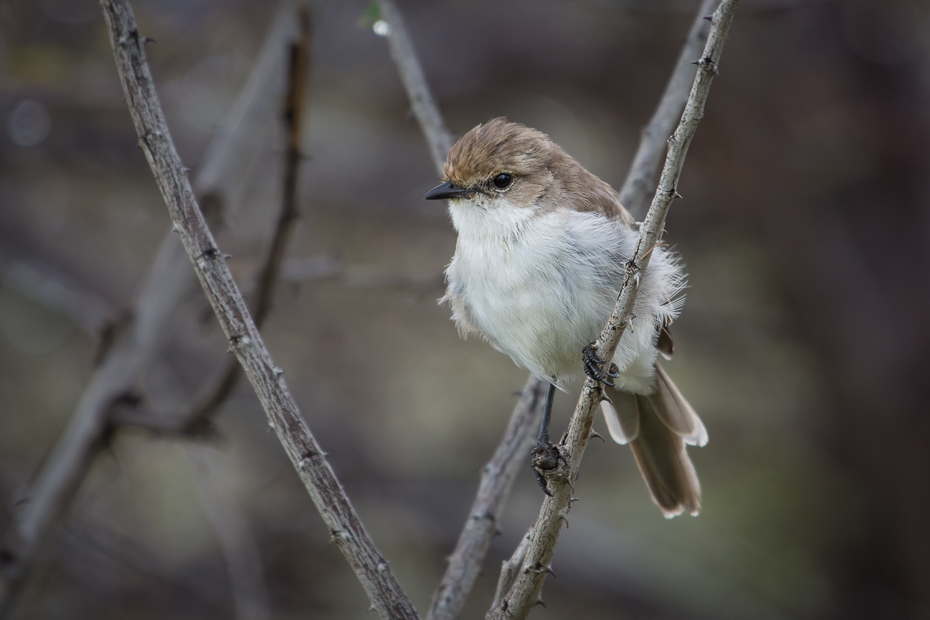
[582,343,616,387]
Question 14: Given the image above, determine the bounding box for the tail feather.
[601,366,705,518]
[629,393,701,517]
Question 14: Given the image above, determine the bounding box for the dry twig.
[180,5,311,435]
[378,0,453,175]
[487,1,741,618]
[96,1,419,618]
[0,8,299,615]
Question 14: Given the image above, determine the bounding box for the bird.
[425,118,707,517]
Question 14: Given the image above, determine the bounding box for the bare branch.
[378,0,453,176]
[487,2,741,618]
[181,4,311,435]
[428,377,547,619]
[95,1,419,618]
[619,0,720,218]
[1,5,303,616]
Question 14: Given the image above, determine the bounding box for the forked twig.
[487,2,741,618]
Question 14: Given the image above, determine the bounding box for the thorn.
[142,36,156,44]
[534,598,546,608]
[570,497,580,504]
[118,28,139,47]
[494,528,503,537]
[172,223,181,234]
[272,367,285,378]
[228,334,250,351]
[589,429,606,443]
[704,14,713,21]
[198,247,219,261]
[544,565,558,578]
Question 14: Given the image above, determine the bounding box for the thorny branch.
[95,1,421,619]
[487,2,741,619]
[0,7,300,616]
[375,0,723,617]
[180,6,311,436]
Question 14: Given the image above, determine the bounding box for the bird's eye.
[492,173,513,190]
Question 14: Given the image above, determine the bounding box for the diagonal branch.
[96,1,419,618]
[0,7,300,616]
[378,0,453,176]
[487,2,741,618]
[180,5,311,436]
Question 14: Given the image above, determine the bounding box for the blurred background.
[2,0,930,618]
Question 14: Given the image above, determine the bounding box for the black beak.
[425,181,472,200]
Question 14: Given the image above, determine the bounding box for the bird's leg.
[531,382,562,496]
[582,343,619,387]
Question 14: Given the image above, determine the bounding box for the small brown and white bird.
[425,118,707,517]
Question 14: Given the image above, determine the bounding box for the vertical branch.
[487,2,741,618]
[96,1,420,618]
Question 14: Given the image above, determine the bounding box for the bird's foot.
[582,343,619,387]
[531,438,563,496]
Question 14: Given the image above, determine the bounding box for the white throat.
[447,197,538,246]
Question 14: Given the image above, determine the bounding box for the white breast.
[444,199,683,394]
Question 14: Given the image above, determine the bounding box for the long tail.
[600,364,707,518]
